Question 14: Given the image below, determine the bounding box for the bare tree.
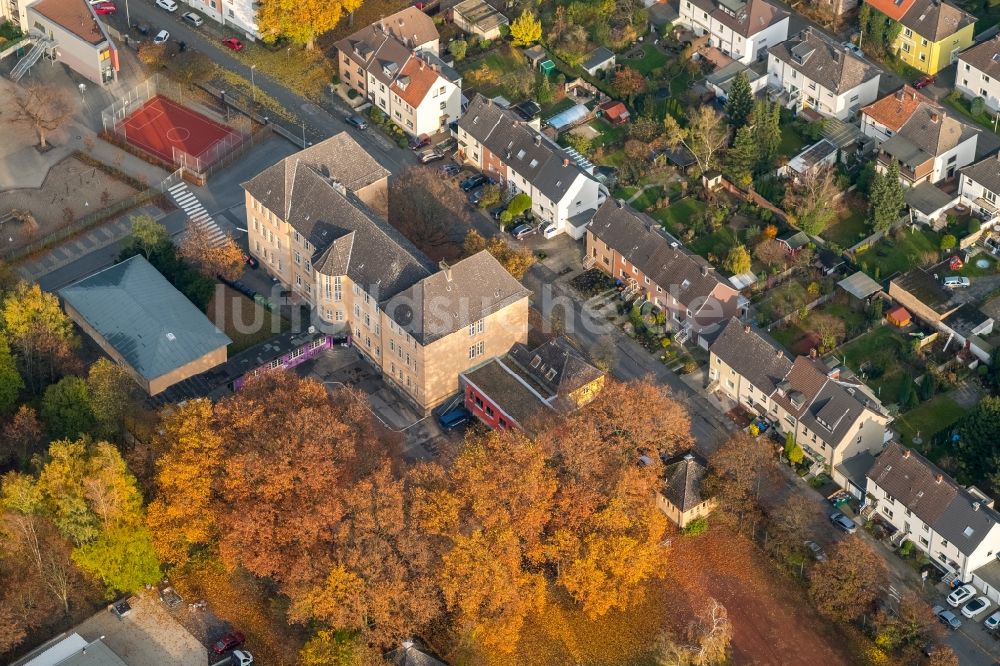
[388,166,468,261]
[655,598,732,665]
[753,238,787,268]
[783,166,842,236]
[663,106,729,176]
[9,84,73,149]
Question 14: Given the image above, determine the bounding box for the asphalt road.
[103,0,415,174]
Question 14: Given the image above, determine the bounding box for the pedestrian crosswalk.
[167,182,226,247]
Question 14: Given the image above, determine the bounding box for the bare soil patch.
[0,155,139,252]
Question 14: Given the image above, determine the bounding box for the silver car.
[933,605,962,630]
[829,512,857,534]
[182,11,203,26]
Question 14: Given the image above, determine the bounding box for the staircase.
[10,33,56,82]
[166,182,226,247]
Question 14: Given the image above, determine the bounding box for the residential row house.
[960,153,1000,224]
[863,0,976,75]
[335,7,462,137]
[460,337,605,435]
[866,442,1000,583]
[242,132,530,414]
[708,318,892,471]
[457,95,605,239]
[956,36,1000,113]
[586,200,745,344]
[677,0,790,65]
[767,28,881,120]
[861,86,980,185]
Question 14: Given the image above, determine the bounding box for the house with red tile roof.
[335,8,461,137]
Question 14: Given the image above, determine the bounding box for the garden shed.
[838,271,883,300]
[546,103,590,132]
[600,100,630,125]
[887,305,912,327]
[582,47,616,76]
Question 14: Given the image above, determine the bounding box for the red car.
[222,37,244,51]
[212,631,246,654]
[93,2,116,14]
[913,75,936,89]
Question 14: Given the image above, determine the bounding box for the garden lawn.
[208,285,290,354]
[620,44,668,75]
[837,325,921,405]
[591,118,629,149]
[630,186,665,211]
[894,394,968,448]
[822,208,868,248]
[957,254,1000,277]
[778,123,806,158]
[855,227,940,280]
[688,226,737,261]
[770,321,813,355]
[653,197,707,234]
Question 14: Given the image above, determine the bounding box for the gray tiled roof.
[710,318,793,395]
[507,337,603,411]
[662,452,710,511]
[283,165,433,300]
[384,250,530,345]
[686,0,789,37]
[868,442,1000,556]
[961,155,1000,197]
[58,255,231,382]
[335,6,438,59]
[384,642,449,666]
[894,104,979,159]
[905,181,958,215]
[459,95,596,203]
[959,36,1000,81]
[242,132,389,220]
[899,0,976,42]
[589,200,736,310]
[769,29,878,94]
[583,46,615,70]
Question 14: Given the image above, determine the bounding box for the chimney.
[936,474,944,484]
[562,158,570,167]
[419,59,425,70]
[534,135,541,146]
[775,349,783,358]
[701,265,709,277]
[975,502,981,511]
[744,323,751,333]
[930,112,940,123]
[439,260,452,282]
[895,89,904,100]
[903,449,911,458]
[809,347,817,359]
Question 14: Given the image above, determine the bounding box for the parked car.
[985,610,1000,630]
[243,252,259,269]
[943,276,970,288]
[159,586,182,609]
[542,223,559,239]
[408,134,431,151]
[933,605,962,630]
[459,174,487,191]
[438,406,471,430]
[93,2,117,15]
[829,512,857,534]
[962,596,991,619]
[155,0,177,11]
[440,163,461,177]
[841,41,863,57]
[947,584,976,607]
[468,189,487,206]
[913,75,936,89]
[229,280,257,299]
[344,114,368,130]
[213,631,247,654]
[153,30,170,44]
[182,11,203,26]
[511,223,536,240]
[231,650,254,666]
[418,148,444,164]
[803,540,828,562]
[221,37,244,51]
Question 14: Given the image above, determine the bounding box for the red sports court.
[119,95,241,169]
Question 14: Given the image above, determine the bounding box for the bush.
[450,39,468,61]
[972,96,987,117]
[898,540,915,558]
[347,88,359,99]
[969,219,981,235]
[940,234,956,251]
[683,517,709,536]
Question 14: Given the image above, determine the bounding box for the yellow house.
[866,0,975,75]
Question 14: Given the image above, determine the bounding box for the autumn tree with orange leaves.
[809,534,887,623]
[178,223,246,282]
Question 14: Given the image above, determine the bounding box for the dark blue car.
[438,407,471,429]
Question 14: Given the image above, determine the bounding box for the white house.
[959,153,1000,224]
[956,36,1000,113]
[174,0,259,38]
[457,95,605,239]
[866,442,1000,583]
[384,54,462,136]
[767,28,881,120]
[24,0,118,86]
[864,92,980,186]
[678,0,789,65]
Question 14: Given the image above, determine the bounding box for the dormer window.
[545,368,557,381]
[530,355,541,368]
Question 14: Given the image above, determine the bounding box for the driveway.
[102,1,415,175]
